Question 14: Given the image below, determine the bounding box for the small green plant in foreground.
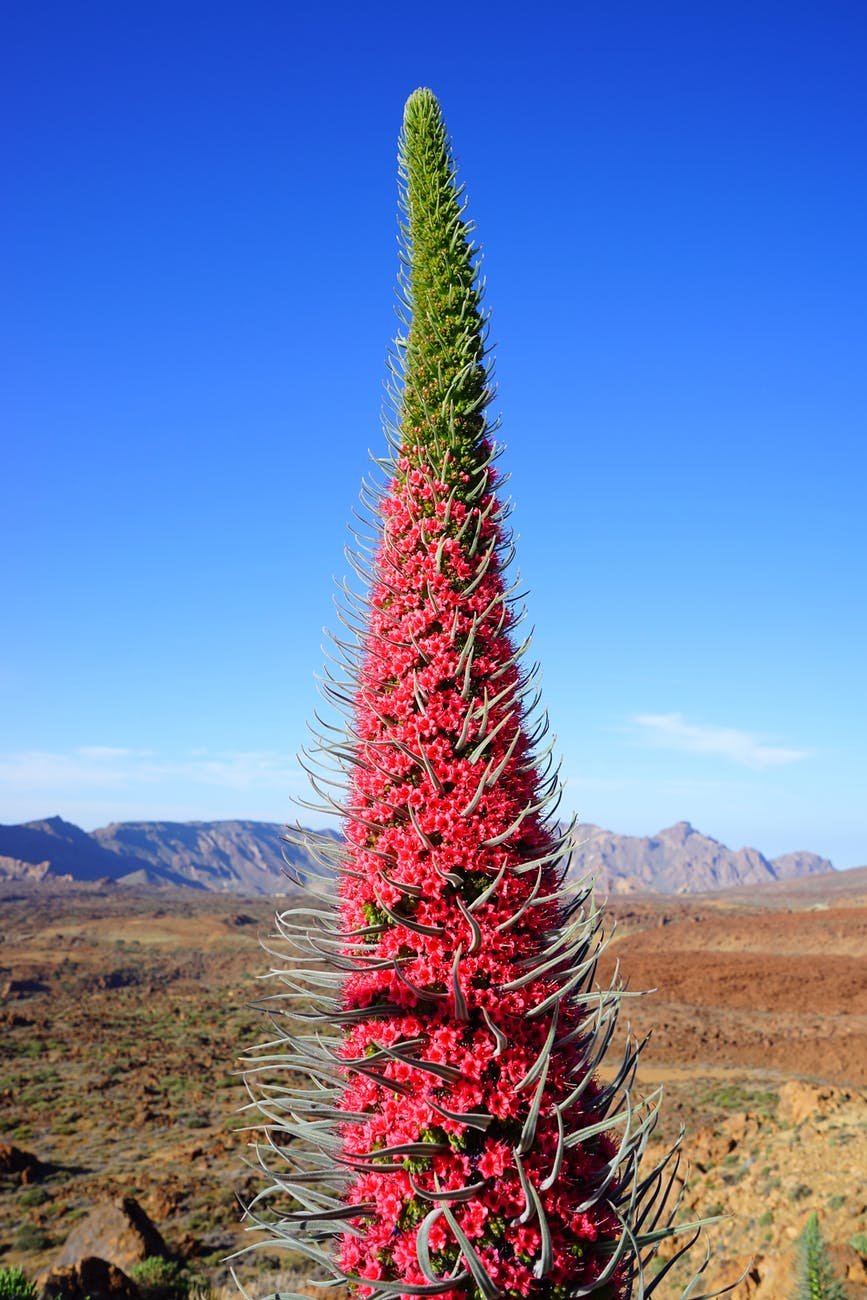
[0,1266,38,1300]
[791,1212,846,1300]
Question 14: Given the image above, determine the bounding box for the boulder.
[0,1142,47,1184]
[39,1257,141,1300]
[55,1197,168,1271]
[713,1251,795,1299]
[2,977,50,998]
[777,1080,851,1126]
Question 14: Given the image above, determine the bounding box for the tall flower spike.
[240,88,733,1300]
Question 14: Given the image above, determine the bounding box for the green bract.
[393,88,490,489]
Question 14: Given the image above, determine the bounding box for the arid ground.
[1,875,865,1298]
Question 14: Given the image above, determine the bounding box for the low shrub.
[12,1224,50,1253]
[18,1188,49,1209]
[129,1257,189,1300]
[128,1259,211,1300]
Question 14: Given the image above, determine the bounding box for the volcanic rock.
[55,1196,168,1270]
[777,1080,852,1126]
[39,1257,141,1300]
[0,1142,47,1183]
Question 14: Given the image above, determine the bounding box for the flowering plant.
[242,88,728,1300]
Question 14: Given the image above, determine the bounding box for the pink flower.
[477,1141,510,1179]
[459,1199,488,1239]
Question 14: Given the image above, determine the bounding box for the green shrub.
[12,1224,51,1252]
[851,1231,867,1257]
[128,1257,189,1300]
[701,1083,778,1114]
[0,1267,38,1300]
[18,1188,49,1208]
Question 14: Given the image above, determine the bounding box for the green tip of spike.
[403,86,440,116]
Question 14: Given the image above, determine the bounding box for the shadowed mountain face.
[0,817,157,884]
[566,820,834,894]
[91,819,338,893]
[0,817,337,894]
[0,816,836,894]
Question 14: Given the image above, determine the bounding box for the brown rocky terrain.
[0,875,864,1298]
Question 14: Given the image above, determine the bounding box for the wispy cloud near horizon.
[0,746,306,828]
[631,713,809,769]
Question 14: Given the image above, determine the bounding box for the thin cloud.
[631,713,808,769]
[0,747,302,793]
[0,749,133,789]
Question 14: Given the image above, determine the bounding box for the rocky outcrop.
[0,854,58,882]
[2,977,50,998]
[0,818,150,883]
[55,1197,168,1271]
[714,1237,867,1299]
[777,1079,856,1127]
[0,1142,47,1184]
[40,1257,141,1300]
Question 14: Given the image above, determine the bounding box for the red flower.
[328,454,625,1297]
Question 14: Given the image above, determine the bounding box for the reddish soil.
[598,901,867,1086]
[0,878,864,1298]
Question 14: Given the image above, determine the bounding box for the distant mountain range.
[0,816,335,894]
[0,815,835,895]
[567,821,833,893]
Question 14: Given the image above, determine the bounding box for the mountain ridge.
[565,819,834,894]
[0,815,835,895]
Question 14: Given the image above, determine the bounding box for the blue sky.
[3,3,865,866]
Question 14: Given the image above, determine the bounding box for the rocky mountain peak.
[657,820,699,846]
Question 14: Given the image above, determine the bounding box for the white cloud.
[0,749,132,789]
[0,746,307,826]
[631,713,808,769]
[76,745,144,760]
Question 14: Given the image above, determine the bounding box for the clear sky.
[3,3,865,867]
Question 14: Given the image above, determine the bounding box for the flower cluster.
[333,450,625,1299]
